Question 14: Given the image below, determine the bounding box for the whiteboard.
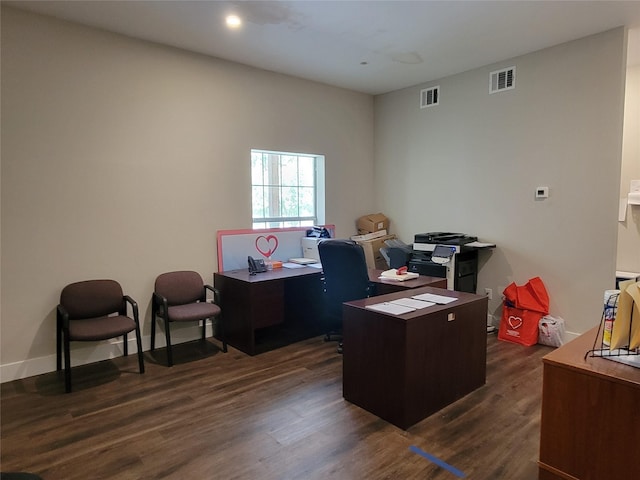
[217,225,335,271]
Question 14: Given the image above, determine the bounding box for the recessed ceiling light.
[226,15,242,29]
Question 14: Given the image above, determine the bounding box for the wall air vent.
[490,66,515,94]
[420,86,440,108]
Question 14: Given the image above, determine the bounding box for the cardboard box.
[355,234,396,269]
[356,213,390,235]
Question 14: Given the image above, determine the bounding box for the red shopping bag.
[503,276,549,314]
[498,306,544,346]
[498,277,550,346]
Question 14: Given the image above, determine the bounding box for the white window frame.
[251,149,325,229]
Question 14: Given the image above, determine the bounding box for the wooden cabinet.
[342,287,487,430]
[538,327,640,480]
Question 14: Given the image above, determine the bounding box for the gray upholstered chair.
[151,271,227,366]
[56,279,145,393]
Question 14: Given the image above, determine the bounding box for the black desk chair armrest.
[123,295,140,323]
[205,284,221,305]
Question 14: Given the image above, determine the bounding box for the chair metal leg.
[219,316,228,353]
[123,332,128,356]
[56,318,62,371]
[201,319,206,341]
[150,302,157,351]
[164,316,173,367]
[135,325,145,374]
[64,334,72,393]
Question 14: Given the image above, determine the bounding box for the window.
[251,149,325,229]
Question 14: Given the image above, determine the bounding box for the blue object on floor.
[409,445,466,478]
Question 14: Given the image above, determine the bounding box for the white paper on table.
[365,302,415,315]
[411,292,457,304]
[390,298,435,309]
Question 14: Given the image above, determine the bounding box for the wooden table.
[342,286,488,429]
[214,267,447,356]
[538,326,640,480]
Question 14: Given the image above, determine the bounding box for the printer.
[414,232,477,246]
[409,232,479,293]
[301,236,324,262]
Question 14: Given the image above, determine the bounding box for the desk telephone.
[248,256,267,275]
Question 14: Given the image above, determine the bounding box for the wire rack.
[584,292,640,367]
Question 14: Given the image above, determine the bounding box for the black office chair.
[318,239,376,353]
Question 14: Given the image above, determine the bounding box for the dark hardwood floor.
[1,333,552,479]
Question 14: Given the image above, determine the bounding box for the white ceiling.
[5,0,640,95]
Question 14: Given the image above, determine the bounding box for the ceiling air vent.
[490,66,515,94]
[420,85,440,108]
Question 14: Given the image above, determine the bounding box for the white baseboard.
[0,322,214,383]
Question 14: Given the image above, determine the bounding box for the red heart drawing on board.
[255,235,279,258]
[508,315,523,329]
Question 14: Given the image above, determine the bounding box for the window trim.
[251,149,325,229]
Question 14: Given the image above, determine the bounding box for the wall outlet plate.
[535,186,549,199]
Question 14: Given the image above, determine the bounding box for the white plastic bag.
[538,315,565,347]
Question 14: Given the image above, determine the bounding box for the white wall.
[1,8,633,382]
[374,28,627,336]
[0,8,375,380]
[618,64,640,274]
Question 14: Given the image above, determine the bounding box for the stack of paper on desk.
[391,298,435,309]
[365,302,416,315]
[365,297,435,315]
[379,269,419,281]
[412,292,457,304]
[289,257,318,265]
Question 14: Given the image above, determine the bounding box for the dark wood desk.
[214,267,447,356]
[214,267,324,355]
[538,327,640,480]
[342,286,487,430]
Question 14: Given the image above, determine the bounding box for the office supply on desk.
[390,297,435,309]
[371,269,447,294]
[301,236,325,262]
[365,302,416,315]
[412,292,457,304]
[288,257,318,265]
[282,262,306,269]
[248,256,267,274]
[381,238,413,269]
[379,268,419,281]
[306,226,331,238]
